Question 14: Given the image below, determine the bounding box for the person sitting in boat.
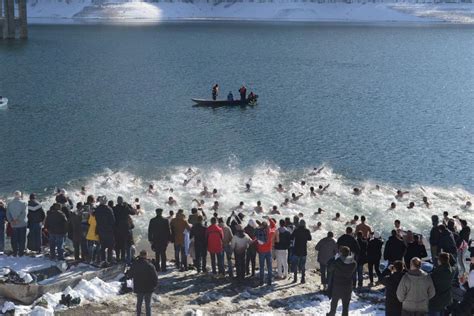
[212,84,219,101]
[227,91,234,101]
[248,92,256,102]
[238,85,247,101]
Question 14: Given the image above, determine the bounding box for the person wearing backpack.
[274,219,291,279]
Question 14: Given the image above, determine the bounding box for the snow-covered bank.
[25,0,474,24]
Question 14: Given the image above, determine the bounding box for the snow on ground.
[25,0,474,24]
[0,255,56,274]
[1,277,121,315]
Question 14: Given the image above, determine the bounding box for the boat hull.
[191,98,256,107]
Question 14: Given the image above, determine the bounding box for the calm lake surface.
[0,22,473,194]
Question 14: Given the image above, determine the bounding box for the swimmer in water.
[310,222,322,231]
[192,199,205,208]
[317,184,330,194]
[134,198,142,214]
[346,215,359,226]
[281,198,290,207]
[147,184,156,194]
[232,201,245,211]
[211,201,219,212]
[422,196,430,208]
[291,192,304,202]
[254,201,263,213]
[212,189,218,198]
[270,205,281,215]
[395,190,409,200]
[389,202,396,210]
[352,187,363,196]
[407,202,415,209]
[310,187,316,197]
[300,180,306,187]
[166,196,177,206]
[332,213,341,222]
[185,168,194,176]
[245,183,251,193]
[309,167,324,176]
[80,186,86,196]
[461,201,472,210]
[312,208,325,217]
[200,186,209,197]
[276,184,286,193]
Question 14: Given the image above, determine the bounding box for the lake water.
[0,22,473,237]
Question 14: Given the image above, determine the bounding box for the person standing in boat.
[227,91,234,101]
[238,85,247,101]
[212,84,219,101]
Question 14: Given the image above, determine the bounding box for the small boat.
[0,97,8,109]
[192,95,258,107]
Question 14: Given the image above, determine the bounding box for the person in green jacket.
[429,252,456,316]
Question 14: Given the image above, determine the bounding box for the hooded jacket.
[381,270,405,316]
[127,257,158,294]
[148,214,171,250]
[27,200,45,224]
[396,269,435,312]
[328,255,357,295]
[206,224,224,254]
[429,263,455,311]
[315,236,338,265]
[6,198,27,228]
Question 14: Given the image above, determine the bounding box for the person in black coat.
[27,193,45,253]
[94,196,116,264]
[44,203,68,260]
[113,196,136,264]
[327,246,357,316]
[127,250,158,316]
[148,208,171,272]
[337,227,360,287]
[404,234,428,268]
[337,227,360,258]
[438,224,457,258]
[384,230,406,264]
[356,231,368,288]
[291,220,312,283]
[380,260,405,316]
[190,215,207,273]
[430,215,440,266]
[367,232,383,285]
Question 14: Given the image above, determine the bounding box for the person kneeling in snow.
[127,250,158,316]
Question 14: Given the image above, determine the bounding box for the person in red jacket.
[256,218,276,286]
[206,217,224,275]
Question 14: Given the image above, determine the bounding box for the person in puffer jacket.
[27,193,45,253]
[396,257,435,314]
[231,224,252,281]
[256,218,276,286]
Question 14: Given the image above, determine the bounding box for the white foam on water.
[16,164,472,244]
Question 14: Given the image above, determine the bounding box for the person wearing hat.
[367,232,383,286]
[127,250,158,316]
[6,191,28,257]
[231,224,252,281]
[291,219,312,284]
[94,196,116,265]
